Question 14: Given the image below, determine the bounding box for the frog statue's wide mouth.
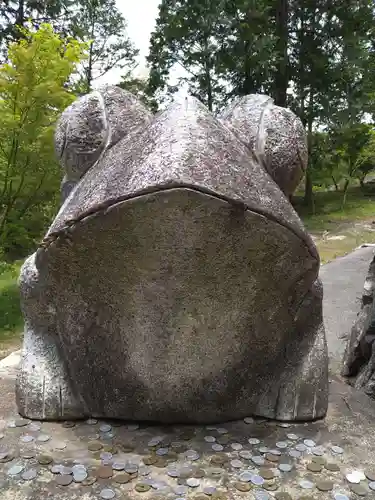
[34,185,320,421]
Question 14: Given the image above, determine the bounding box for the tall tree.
[70,0,138,92]
[0,23,86,258]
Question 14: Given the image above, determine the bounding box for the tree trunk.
[341,179,350,208]
[331,176,339,191]
[274,0,288,107]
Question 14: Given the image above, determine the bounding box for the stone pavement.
[0,247,375,500]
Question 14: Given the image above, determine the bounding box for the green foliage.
[0,259,22,341]
[71,0,138,92]
[0,23,87,258]
[118,76,158,112]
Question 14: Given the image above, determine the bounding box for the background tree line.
[0,0,374,261]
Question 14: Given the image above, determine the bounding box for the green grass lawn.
[0,261,23,356]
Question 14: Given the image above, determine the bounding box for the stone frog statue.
[16,87,328,424]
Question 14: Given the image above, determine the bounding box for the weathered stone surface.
[342,254,375,396]
[16,87,328,423]
[219,94,308,197]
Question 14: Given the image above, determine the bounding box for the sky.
[96,0,161,85]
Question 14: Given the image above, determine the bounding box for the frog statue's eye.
[55,86,152,203]
[219,94,308,199]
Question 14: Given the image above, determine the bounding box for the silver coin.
[127,424,139,431]
[346,472,361,484]
[28,422,41,431]
[289,449,302,458]
[101,432,114,440]
[175,485,189,495]
[252,456,265,466]
[217,428,228,434]
[239,471,253,482]
[333,494,350,500]
[36,434,50,443]
[239,450,252,459]
[203,486,217,495]
[86,418,98,425]
[148,437,163,447]
[185,450,199,461]
[186,478,200,488]
[61,466,73,475]
[331,445,344,455]
[100,489,116,499]
[204,436,216,443]
[303,439,316,448]
[112,462,125,471]
[295,443,307,452]
[54,441,67,450]
[251,475,264,486]
[248,438,260,445]
[21,468,37,481]
[312,446,325,456]
[369,482,375,491]
[230,459,243,468]
[167,469,180,478]
[212,444,224,452]
[73,471,88,482]
[287,433,299,441]
[7,464,24,476]
[269,449,282,456]
[244,417,254,424]
[0,434,4,439]
[71,464,86,473]
[255,491,270,500]
[206,426,217,431]
[156,447,169,456]
[99,424,112,433]
[124,463,138,474]
[299,480,314,489]
[276,441,288,449]
[139,466,151,476]
[20,435,34,443]
[50,464,64,474]
[279,463,293,472]
[259,446,269,454]
[100,452,113,461]
[278,423,291,428]
[231,443,243,451]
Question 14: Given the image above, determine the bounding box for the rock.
[219,94,308,197]
[16,88,328,424]
[342,254,375,396]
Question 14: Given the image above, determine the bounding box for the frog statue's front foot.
[16,87,328,424]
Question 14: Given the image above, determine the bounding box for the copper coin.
[234,482,251,492]
[307,462,322,473]
[88,441,103,452]
[56,475,73,486]
[325,462,340,472]
[264,482,279,491]
[82,476,97,486]
[153,457,167,468]
[259,468,275,480]
[316,480,333,491]
[194,468,206,478]
[275,494,292,500]
[113,472,131,484]
[37,454,53,465]
[266,453,280,463]
[143,455,157,465]
[311,456,326,465]
[95,466,113,479]
[135,483,151,492]
[350,484,368,497]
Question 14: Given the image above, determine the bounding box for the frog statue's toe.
[16,87,328,424]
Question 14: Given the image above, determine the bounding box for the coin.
[307,462,322,473]
[36,434,50,443]
[20,450,36,460]
[194,468,206,478]
[252,456,265,466]
[276,442,288,449]
[86,418,98,425]
[299,480,314,489]
[156,447,169,456]
[275,494,292,500]
[212,444,224,452]
[143,455,157,465]
[50,465,64,474]
[248,438,260,445]
[239,450,252,459]
[56,475,73,486]
[264,483,278,491]
[316,480,333,492]
[286,434,299,441]
[217,428,228,434]
[259,468,275,480]
[62,421,75,429]
[289,450,302,458]
[135,482,151,492]
[239,471,253,482]
[15,419,28,427]
[7,464,24,476]
[265,453,280,462]
[203,486,217,495]
[244,417,254,424]
[350,484,368,496]
[331,445,344,455]
[211,454,228,465]
[333,494,350,500]
[124,463,138,474]
[346,471,365,483]
[100,451,113,461]
[100,489,116,499]
[279,463,293,472]
[82,476,97,486]
[88,441,103,452]
[187,478,200,488]
[295,443,307,452]
[303,439,315,448]
[231,443,243,451]
[205,436,216,443]
[112,462,125,471]
[259,446,269,454]
[20,435,34,443]
[73,470,88,482]
[100,424,112,433]
[369,482,375,491]
[113,472,131,484]
[251,475,264,486]
[37,454,53,465]
[230,459,243,468]
[96,466,113,479]
[29,422,41,431]
[54,442,67,450]
[254,491,271,500]
[311,456,326,465]
[175,485,189,495]
[21,469,37,481]
[325,462,340,472]
[234,481,251,492]
[366,470,375,481]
